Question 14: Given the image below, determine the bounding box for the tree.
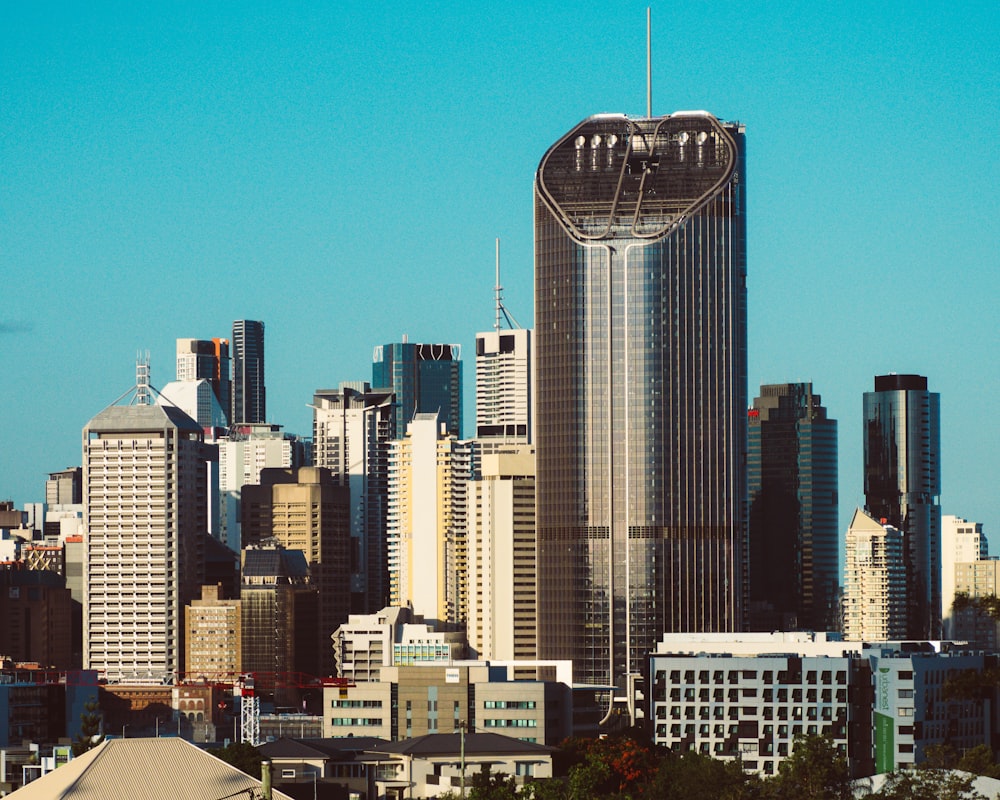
[956,745,1000,780]
[861,769,986,800]
[647,749,763,800]
[72,696,104,756]
[212,742,262,778]
[764,735,852,800]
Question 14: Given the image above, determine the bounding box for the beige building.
[387,414,475,628]
[467,446,536,661]
[942,515,989,636]
[843,508,907,641]
[184,584,241,682]
[242,467,350,675]
[953,559,1000,649]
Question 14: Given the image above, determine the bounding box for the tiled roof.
[7,737,295,800]
[259,736,386,760]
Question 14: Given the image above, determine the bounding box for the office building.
[242,467,350,675]
[83,401,215,683]
[45,467,82,506]
[748,383,839,631]
[475,328,533,446]
[217,423,307,552]
[843,508,907,641]
[241,544,319,677]
[176,337,231,422]
[386,413,475,628]
[232,320,266,424]
[312,382,396,612]
[953,559,1000,649]
[332,606,467,683]
[534,111,747,692]
[467,446,537,661]
[864,373,941,639]
[372,340,462,439]
[184,584,241,682]
[650,632,990,776]
[0,566,72,669]
[941,515,988,636]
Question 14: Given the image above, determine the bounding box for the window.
[281,770,296,779]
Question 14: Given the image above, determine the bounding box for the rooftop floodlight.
[696,131,709,145]
[678,131,690,144]
[575,136,586,149]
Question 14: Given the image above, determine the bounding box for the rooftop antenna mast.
[493,237,522,331]
[646,7,652,118]
[135,351,151,406]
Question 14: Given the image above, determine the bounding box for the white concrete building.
[844,508,907,640]
[475,328,533,447]
[83,402,215,683]
[467,446,536,661]
[941,514,988,636]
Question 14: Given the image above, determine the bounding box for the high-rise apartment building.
[387,413,475,628]
[231,320,266,425]
[45,468,82,506]
[863,374,941,639]
[843,508,907,641]
[534,111,747,690]
[312,382,396,613]
[953,559,1000,650]
[466,446,536,661]
[475,329,533,447]
[83,402,216,683]
[748,383,839,631]
[176,338,231,422]
[372,341,462,440]
[941,515,988,636]
[241,467,350,675]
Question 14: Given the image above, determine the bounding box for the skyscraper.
[231,320,266,425]
[83,402,216,683]
[176,337,231,422]
[372,341,462,440]
[748,383,839,631]
[843,508,907,640]
[312,382,396,612]
[863,373,941,639]
[534,111,747,691]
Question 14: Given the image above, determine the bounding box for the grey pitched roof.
[259,736,386,760]
[7,737,294,800]
[85,403,202,434]
[367,732,553,758]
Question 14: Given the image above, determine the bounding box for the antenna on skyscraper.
[493,237,522,331]
[135,351,151,406]
[646,7,652,118]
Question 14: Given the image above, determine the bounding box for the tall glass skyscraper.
[748,383,839,632]
[232,320,266,425]
[534,112,747,691]
[864,373,941,639]
[372,341,462,440]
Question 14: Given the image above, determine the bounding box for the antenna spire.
[646,7,652,118]
[135,351,151,406]
[494,237,502,332]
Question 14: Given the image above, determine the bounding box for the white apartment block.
[844,508,907,640]
[467,446,536,661]
[475,328,533,446]
[651,633,990,776]
[941,514,988,636]
[83,403,215,683]
[387,413,474,627]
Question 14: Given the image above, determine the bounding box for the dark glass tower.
[748,383,839,632]
[372,341,462,440]
[534,112,747,689]
[864,374,941,639]
[232,320,266,425]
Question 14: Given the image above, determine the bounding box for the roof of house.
[7,737,294,800]
[367,732,554,758]
[259,736,386,760]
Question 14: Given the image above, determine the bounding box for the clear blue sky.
[3,3,999,555]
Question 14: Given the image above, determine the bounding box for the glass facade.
[748,383,839,631]
[534,113,747,689]
[863,374,941,639]
[372,342,462,440]
[232,320,266,425]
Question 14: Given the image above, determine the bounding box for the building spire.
[646,7,652,118]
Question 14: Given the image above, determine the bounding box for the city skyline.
[2,4,999,548]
